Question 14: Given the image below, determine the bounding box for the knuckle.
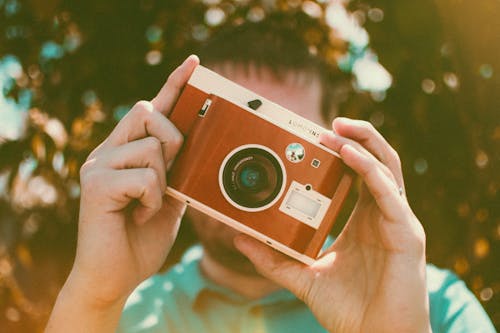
[362,121,376,134]
[144,136,162,154]
[390,147,402,169]
[166,71,175,83]
[132,100,154,119]
[412,223,427,255]
[170,130,184,152]
[152,190,163,210]
[143,168,159,188]
[79,159,96,178]
[357,157,373,178]
[80,169,103,193]
[380,163,393,179]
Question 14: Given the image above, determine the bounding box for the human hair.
[197,13,349,122]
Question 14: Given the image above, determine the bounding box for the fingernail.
[184,54,199,65]
[340,143,354,154]
[318,132,328,142]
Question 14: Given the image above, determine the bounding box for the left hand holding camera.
[235,117,431,333]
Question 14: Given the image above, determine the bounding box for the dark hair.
[197,13,349,122]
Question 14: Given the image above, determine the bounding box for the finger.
[81,168,163,225]
[99,101,183,167]
[113,168,163,225]
[151,54,200,115]
[332,117,404,190]
[95,137,167,192]
[340,143,407,221]
[319,132,398,186]
[134,196,187,251]
[234,234,312,301]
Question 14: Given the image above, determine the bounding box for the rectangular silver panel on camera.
[279,181,331,229]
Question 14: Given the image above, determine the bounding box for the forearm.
[46,274,127,333]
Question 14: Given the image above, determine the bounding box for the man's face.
[186,63,326,275]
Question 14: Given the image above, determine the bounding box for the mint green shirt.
[117,246,495,333]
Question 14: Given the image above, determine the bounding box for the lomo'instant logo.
[287,119,321,138]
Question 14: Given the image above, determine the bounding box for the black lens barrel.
[221,147,284,209]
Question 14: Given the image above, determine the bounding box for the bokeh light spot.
[3,55,22,79]
[52,151,65,174]
[145,50,162,66]
[475,208,489,223]
[453,256,470,275]
[475,150,489,169]
[202,0,221,5]
[0,258,13,276]
[23,214,40,237]
[45,118,68,148]
[479,64,493,79]
[5,307,20,322]
[192,24,210,41]
[40,41,65,61]
[352,55,392,92]
[352,10,366,25]
[368,8,384,23]
[414,158,428,175]
[247,6,265,22]
[68,180,80,198]
[113,105,131,121]
[480,287,494,302]
[28,176,58,206]
[302,1,322,18]
[421,78,436,94]
[82,90,97,107]
[326,3,369,49]
[5,0,21,17]
[440,43,453,57]
[443,72,460,91]
[145,25,163,44]
[474,238,490,259]
[205,7,226,26]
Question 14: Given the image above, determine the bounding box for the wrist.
[46,272,128,333]
[62,267,130,310]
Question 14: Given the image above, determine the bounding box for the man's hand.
[46,55,199,332]
[235,117,431,333]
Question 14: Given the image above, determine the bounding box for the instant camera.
[166,65,353,264]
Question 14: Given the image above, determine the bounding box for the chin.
[186,207,261,276]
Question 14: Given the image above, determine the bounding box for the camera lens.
[220,145,285,211]
[238,164,266,192]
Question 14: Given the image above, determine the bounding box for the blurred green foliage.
[0,0,498,331]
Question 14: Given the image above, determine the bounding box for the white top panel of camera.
[278,181,331,229]
[189,66,339,158]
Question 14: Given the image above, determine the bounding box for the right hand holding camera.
[46,55,199,332]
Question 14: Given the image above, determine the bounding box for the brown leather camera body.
[166,66,353,264]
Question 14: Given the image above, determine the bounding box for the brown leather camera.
[167,66,353,264]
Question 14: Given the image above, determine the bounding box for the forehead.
[207,63,325,126]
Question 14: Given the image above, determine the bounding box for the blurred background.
[0,0,498,331]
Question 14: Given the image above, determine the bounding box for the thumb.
[234,234,312,301]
